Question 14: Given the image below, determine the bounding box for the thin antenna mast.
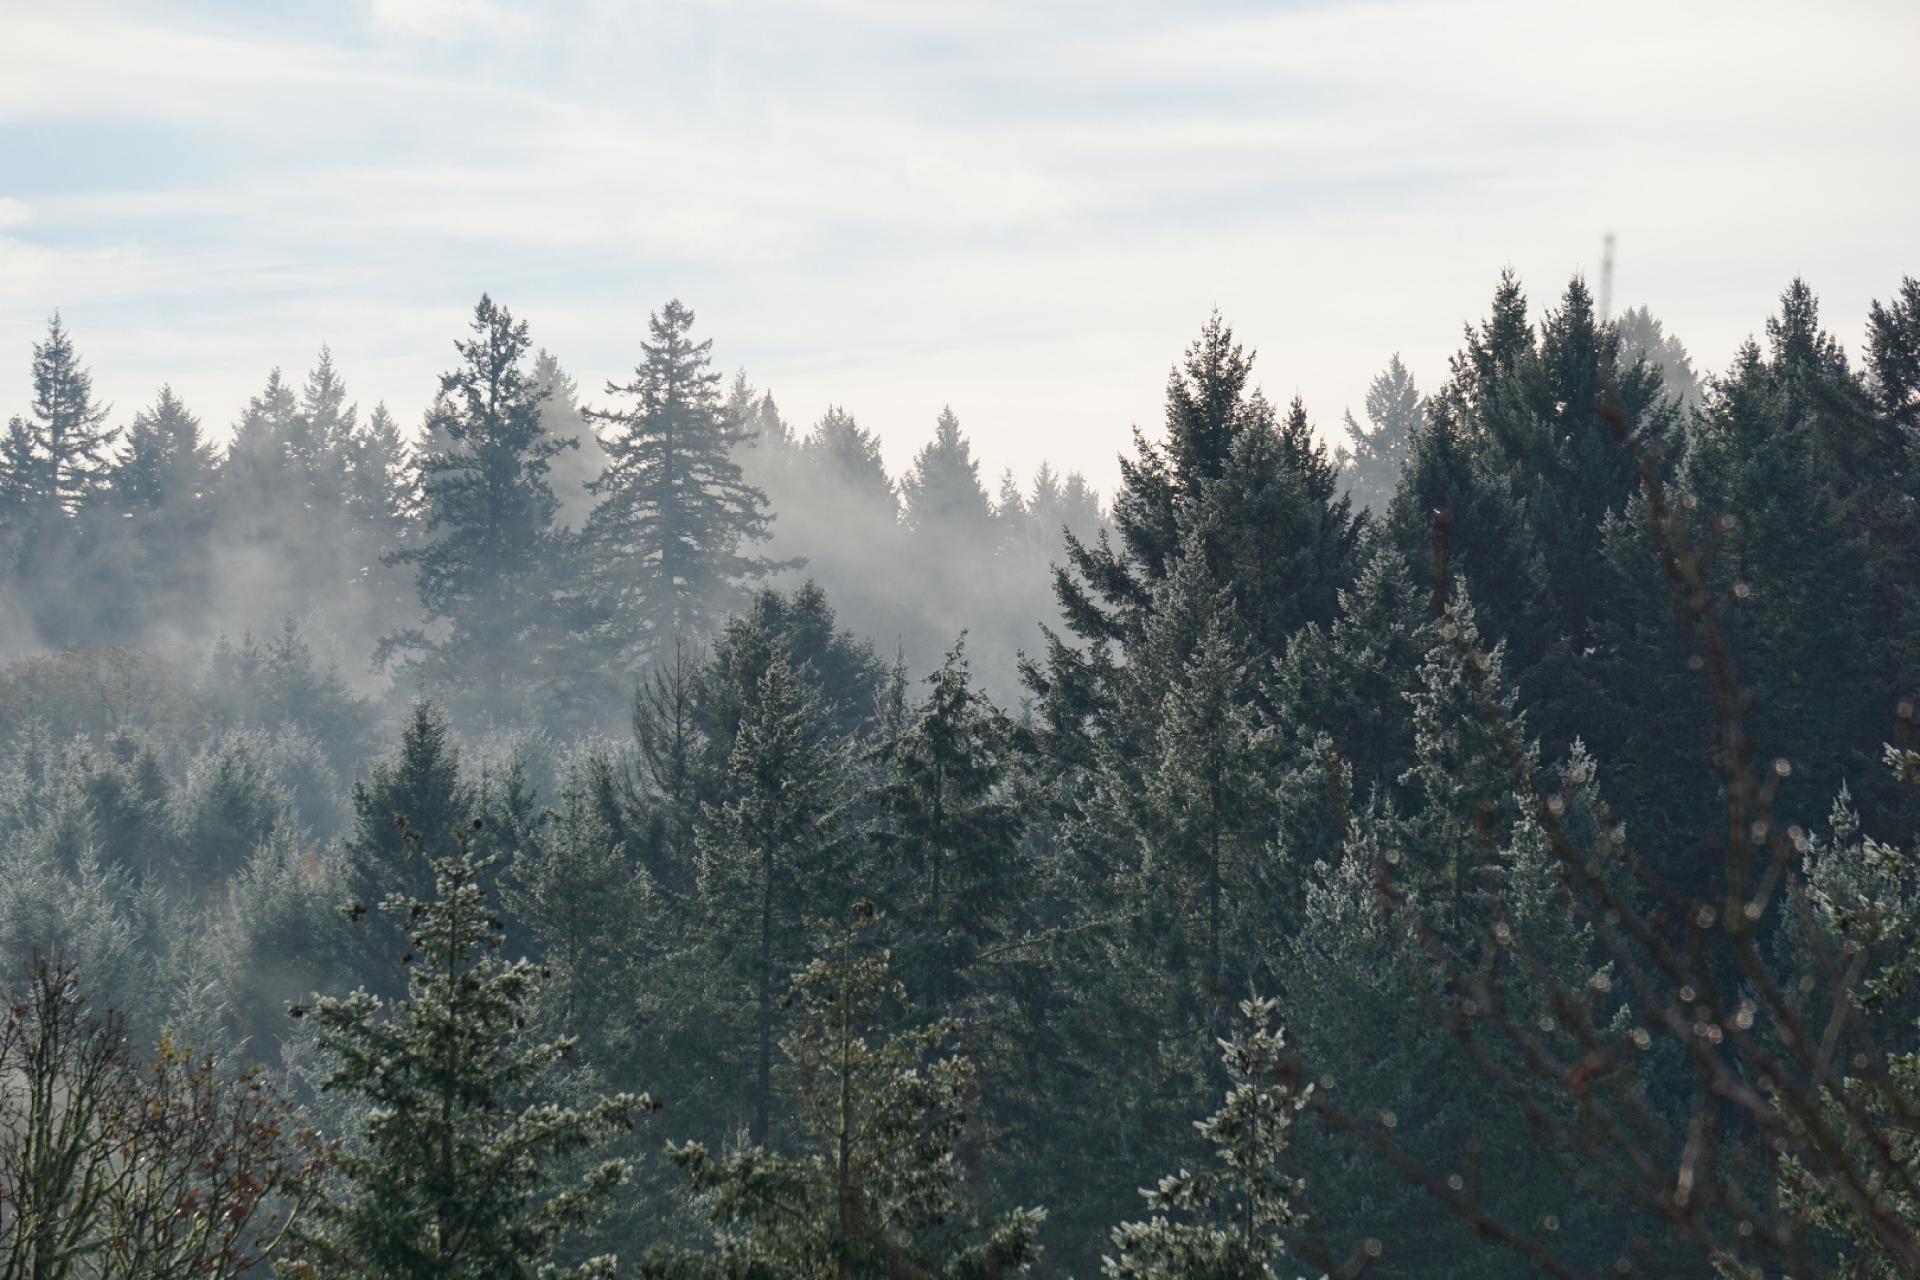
[1599,231,1616,324]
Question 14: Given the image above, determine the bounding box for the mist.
[4,1,1920,1276]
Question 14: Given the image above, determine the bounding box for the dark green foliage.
[2,269,1917,1277]
[698,583,887,760]
[18,312,116,519]
[294,831,648,1278]
[866,638,1023,1014]
[338,703,473,991]
[691,649,850,1144]
[379,296,574,723]
[581,300,782,668]
[644,907,1044,1279]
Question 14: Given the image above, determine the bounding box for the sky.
[1,0,1915,498]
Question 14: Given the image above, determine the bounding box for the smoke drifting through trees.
[3,269,1920,1276]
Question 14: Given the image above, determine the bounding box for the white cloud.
[0,0,1914,495]
[367,0,537,39]
[0,198,28,230]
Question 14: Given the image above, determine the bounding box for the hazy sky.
[2,0,1914,496]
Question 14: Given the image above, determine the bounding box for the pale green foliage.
[1104,995,1311,1280]
[1774,748,1920,1271]
[291,831,648,1279]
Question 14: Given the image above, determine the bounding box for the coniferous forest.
[4,269,1920,1279]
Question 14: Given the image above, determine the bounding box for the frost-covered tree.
[1103,995,1309,1280]
[293,831,648,1279]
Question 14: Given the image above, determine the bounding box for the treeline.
[0,297,1104,715]
[3,272,1920,1276]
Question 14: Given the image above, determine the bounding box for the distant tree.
[218,367,301,538]
[901,406,993,541]
[803,405,897,517]
[18,312,117,519]
[342,402,413,545]
[201,619,378,771]
[112,385,216,514]
[531,348,607,531]
[581,299,782,668]
[378,295,575,721]
[1337,353,1422,514]
[103,385,218,634]
[1613,304,1703,412]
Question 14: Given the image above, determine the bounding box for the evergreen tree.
[1055,312,1263,649]
[1127,545,1273,1022]
[293,830,647,1279]
[1400,582,1535,923]
[1614,305,1703,412]
[505,783,659,1067]
[645,906,1044,1279]
[532,349,607,531]
[112,385,216,513]
[866,638,1023,1014]
[1866,276,1920,438]
[339,703,473,991]
[296,346,357,499]
[379,295,574,722]
[1045,314,1357,722]
[697,583,887,766]
[219,367,302,545]
[582,300,781,666]
[105,384,219,634]
[1271,542,1428,809]
[0,414,36,547]
[692,650,849,1144]
[803,405,896,517]
[343,403,414,542]
[1102,995,1309,1280]
[901,406,993,541]
[19,311,117,519]
[1336,353,1422,514]
[1193,397,1362,658]
[630,637,709,892]
[1677,324,1878,819]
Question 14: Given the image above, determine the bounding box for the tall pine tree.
[581,300,780,668]
[380,295,575,723]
